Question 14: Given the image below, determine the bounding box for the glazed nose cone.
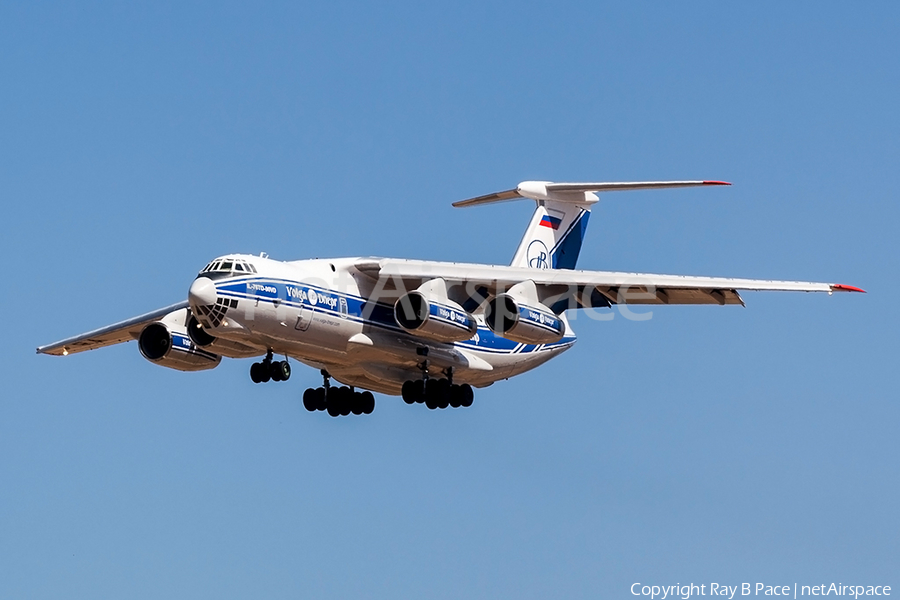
[189,277,217,306]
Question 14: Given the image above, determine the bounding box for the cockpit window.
[199,258,257,276]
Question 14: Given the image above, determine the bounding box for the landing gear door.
[294,307,312,331]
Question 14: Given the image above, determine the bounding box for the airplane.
[37,180,864,416]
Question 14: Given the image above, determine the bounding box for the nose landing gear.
[249,351,291,383]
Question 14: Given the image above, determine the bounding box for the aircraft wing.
[36,301,189,356]
[354,259,864,307]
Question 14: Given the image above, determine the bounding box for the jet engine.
[485,280,565,345]
[138,308,221,371]
[393,278,477,343]
[186,314,263,359]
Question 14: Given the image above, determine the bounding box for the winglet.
[830,284,866,293]
[703,181,732,186]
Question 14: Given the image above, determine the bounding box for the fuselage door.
[294,307,312,331]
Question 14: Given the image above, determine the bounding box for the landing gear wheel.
[303,388,317,412]
[424,380,440,410]
[436,379,450,409]
[326,386,341,417]
[337,387,352,416]
[250,362,263,383]
[361,391,375,414]
[401,380,416,404]
[258,364,271,383]
[449,384,462,408]
[460,383,474,407]
[412,380,425,403]
[314,387,327,411]
[351,392,364,415]
[270,360,290,382]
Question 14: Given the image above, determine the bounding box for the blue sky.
[1,2,897,598]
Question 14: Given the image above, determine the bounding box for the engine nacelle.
[485,282,565,345]
[139,317,221,372]
[186,314,262,359]
[394,279,477,343]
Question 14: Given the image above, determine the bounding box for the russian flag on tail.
[539,215,562,229]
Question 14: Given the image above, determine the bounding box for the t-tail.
[453,180,731,270]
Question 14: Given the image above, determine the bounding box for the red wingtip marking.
[703,180,732,186]
[832,284,866,293]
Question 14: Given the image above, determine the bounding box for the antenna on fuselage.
[259,252,268,258]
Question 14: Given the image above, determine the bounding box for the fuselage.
[188,254,577,395]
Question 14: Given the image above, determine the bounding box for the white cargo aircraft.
[38,181,864,416]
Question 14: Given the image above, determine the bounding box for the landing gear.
[250,361,269,383]
[249,351,291,384]
[302,370,375,417]
[400,367,474,409]
[270,360,291,382]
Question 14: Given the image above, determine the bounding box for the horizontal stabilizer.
[453,180,730,207]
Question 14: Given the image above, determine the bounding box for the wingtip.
[831,284,866,293]
[703,180,732,186]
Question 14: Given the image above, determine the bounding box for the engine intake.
[485,294,564,345]
[186,314,262,359]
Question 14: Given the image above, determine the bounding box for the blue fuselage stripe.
[210,276,576,355]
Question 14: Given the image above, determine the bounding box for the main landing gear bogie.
[401,378,474,409]
[302,370,375,417]
[249,352,291,384]
[302,386,375,417]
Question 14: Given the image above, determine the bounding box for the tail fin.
[510,201,591,269]
[453,180,730,271]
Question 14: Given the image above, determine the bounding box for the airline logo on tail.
[527,240,551,269]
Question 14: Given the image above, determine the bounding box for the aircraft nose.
[189,276,218,306]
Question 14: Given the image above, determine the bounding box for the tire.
[436,378,450,409]
[412,380,425,403]
[314,387,327,411]
[259,364,271,383]
[460,383,474,407]
[278,361,291,381]
[401,380,416,404]
[250,362,262,383]
[361,391,375,414]
[351,392,364,415]
[270,361,289,382]
[424,379,439,409]
[303,388,317,411]
[327,402,340,417]
[338,387,352,416]
[448,385,462,408]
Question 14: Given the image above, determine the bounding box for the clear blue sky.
[2,2,897,598]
